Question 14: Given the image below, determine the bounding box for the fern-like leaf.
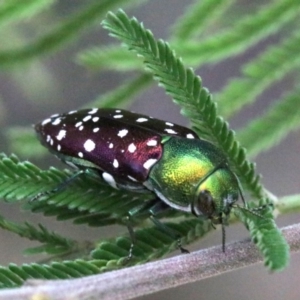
[0,154,177,226]
[77,45,142,71]
[0,0,54,28]
[102,9,264,199]
[171,0,234,41]
[235,199,290,271]
[77,1,300,72]
[237,88,300,157]
[0,216,77,256]
[217,30,300,118]
[0,218,211,287]
[0,0,141,68]
[178,0,300,65]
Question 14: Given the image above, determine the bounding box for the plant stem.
[0,223,299,300]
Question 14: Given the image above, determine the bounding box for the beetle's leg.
[149,201,189,254]
[30,170,85,202]
[125,198,160,261]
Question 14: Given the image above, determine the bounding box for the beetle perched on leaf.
[34,108,246,255]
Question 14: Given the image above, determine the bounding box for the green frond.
[0,153,156,224]
[171,0,235,41]
[0,0,54,28]
[217,30,300,118]
[0,153,69,202]
[237,88,300,157]
[91,218,211,265]
[77,45,142,71]
[102,10,264,199]
[177,0,300,65]
[0,216,76,256]
[235,199,290,272]
[82,73,152,108]
[276,194,300,214]
[0,218,211,287]
[78,1,300,73]
[0,0,141,68]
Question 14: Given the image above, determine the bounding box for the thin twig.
[0,223,299,300]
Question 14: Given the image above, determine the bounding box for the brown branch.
[0,223,299,300]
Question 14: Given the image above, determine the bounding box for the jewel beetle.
[35,108,244,253]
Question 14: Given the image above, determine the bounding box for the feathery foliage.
[0,0,141,68]
[171,0,235,41]
[177,0,300,65]
[0,216,76,256]
[0,218,211,288]
[235,200,290,271]
[102,10,264,199]
[0,0,55,27]
[77,45,141,71]
[77,0,300,71]
[217,29,300,118]
[0,0,299,293]
[237,88,300,157]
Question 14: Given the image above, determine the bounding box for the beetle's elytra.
[35,108,243,253]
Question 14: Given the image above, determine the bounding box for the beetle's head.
[192,166,240,223]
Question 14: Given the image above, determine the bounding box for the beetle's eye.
[192,190,215,218]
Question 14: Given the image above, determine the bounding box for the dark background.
[0,1,299,299]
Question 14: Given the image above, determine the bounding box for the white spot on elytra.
[57,144,61,151]
[56,130,66,141]
[113,114,123,119]
[147,140,157,146]
[88,108,98,114]
[42,118,51,125]
[51,113,59,118]
[102,172,117,189]
[186,133,195,139]
[52,118,61,125]
[165,122,174,127]
[93,128,99,133]
[75,121,82,128]
[83,115,92,122]
[84,139,95,152]
[92,117,99,122]
[117,129,128,138]
[143,159,158,170]
[79,126,84,131]
[78,152,83,158]
[46,135,51,142]
[115,109,121,113]
[109,143,114,149]
[128,143,136,153]
[68,110,77,114]
[50,139,54,146]
[136,117,148,123]
[113,159,119,168]
[165,128,177,134]
[128,175,138,182]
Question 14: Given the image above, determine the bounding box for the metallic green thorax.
[147,136,239,221]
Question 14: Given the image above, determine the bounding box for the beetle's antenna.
[237,203,273,220]
[231,171,246,207]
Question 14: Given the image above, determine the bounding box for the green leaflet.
[0,218,211,287]
[235,200,290,271]
[102,9,264,200]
